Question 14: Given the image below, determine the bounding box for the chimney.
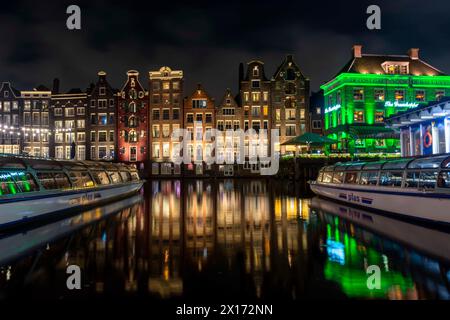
[52,78,60,94]
[98,70,107,80]
[238,62,244,89]
[352,45,362,58]
[408,48,419,60]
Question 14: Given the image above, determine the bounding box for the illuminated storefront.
[387,98,450,156]
[321,45,450,155]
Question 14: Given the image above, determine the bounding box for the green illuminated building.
[320,45,450,155]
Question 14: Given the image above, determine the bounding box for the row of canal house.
[3,45,450,175]
[117,55,310,176]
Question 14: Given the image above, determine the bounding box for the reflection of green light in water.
[335,227,340,242]
[324,262,414,298]
[8,179,16,194]
[324,230,414,298]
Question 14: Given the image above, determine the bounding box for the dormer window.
[4,91,9,98]
[382,61,409,74]
[253,66,259,77]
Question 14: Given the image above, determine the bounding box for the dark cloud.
[1,0,450,98]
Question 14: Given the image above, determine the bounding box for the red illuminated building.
[117,70,148,165]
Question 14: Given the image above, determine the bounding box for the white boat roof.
[0,154,137,171]
[322,153,450,171]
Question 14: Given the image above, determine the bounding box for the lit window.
[353,89,364,101]
[395,90,405,102]
[375,111,384,123]
[374,89,385,101]
[354,110,364,123]
[436,90,445,101]
[415,90,425,102]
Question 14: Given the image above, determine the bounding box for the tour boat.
[309,154,450,225]
[0,194,143,265]
[0,155,144,229]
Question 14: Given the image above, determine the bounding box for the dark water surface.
[0,179,449,301]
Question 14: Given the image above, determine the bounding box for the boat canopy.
[0,154,137,172]
[321,153,450,172]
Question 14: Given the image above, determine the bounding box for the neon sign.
[325,104,341,114]
[384,101,419,108]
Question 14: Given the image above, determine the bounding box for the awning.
[325,124,396,139]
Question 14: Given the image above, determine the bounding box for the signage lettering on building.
[325,104,341,114]
[384,101,419,108]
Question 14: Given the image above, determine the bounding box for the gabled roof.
[0,82,21,97]
[217,88,238,108]
[325,46,448,85]
[272,54,307,80]
[337,54,445,76]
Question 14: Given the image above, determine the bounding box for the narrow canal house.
[271,54,310,155]
[117,70,149,167]
[87,71,117,161]
[0,82,21,155]
[320,45,450,155]
[183,84,215,175]
[51,88,87,160]
[21,86,52,157]
[239,61,272,172]
[215,88,243,175]
[149,66,183,175]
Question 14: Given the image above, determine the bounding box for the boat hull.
[0,181,144,229]
[310,182,450,224]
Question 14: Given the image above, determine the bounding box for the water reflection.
[0,179,449,300]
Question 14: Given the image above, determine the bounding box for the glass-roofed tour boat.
[0,155,144,229]
[310,154,450,225]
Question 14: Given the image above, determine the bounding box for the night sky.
[2,0,450,98]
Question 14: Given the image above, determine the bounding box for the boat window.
[36,172,58,190]
[332,171,344,184]
[12,172,39,192]
[120,171,131,182]
[0,171,19,195]
[54,173,72,189]
[408,155,448,169]
[405,171,420,188]
[317,172,324,182]
[345,163,364,171]
[91,171,110,185]
[437,171,450,188]
[108,171,122,184]
[420,171,437,189]
[362,162,385,171]
[69,171,95,188]
[379,171,403,187]
[382,159,412,170]
[322,172,333,183]
[344,171,359,184]
[359,171,379,186]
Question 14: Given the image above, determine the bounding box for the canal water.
[0,179,449,301]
